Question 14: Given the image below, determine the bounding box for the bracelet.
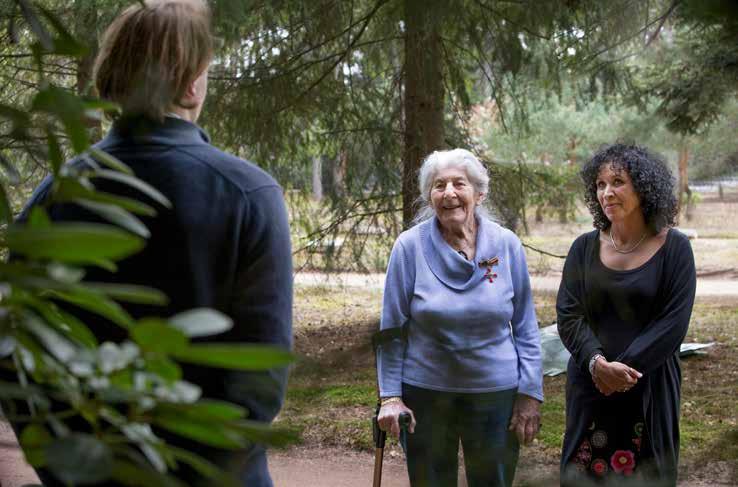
[380,396,402,406]
[588,354,604,377]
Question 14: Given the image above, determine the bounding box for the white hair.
[413,148,491,225]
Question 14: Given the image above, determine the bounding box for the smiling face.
[430,165,482,231]
[596,163,642,224]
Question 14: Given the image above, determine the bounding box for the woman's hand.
[508,394,541,445]
[593,357,642,396]
[377,398,416,439]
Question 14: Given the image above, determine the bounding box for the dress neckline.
[595,228,672,274]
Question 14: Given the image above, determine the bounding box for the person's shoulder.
[480,217,521,251]
[179,144,280,195]
[666,227,694,256]
[572,229,599,247]
[395,223,423,250]
[668,227,692,245]
[562,229,598,258]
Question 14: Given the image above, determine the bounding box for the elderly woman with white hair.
[376,149,543,487]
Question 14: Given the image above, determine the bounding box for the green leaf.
[110,459,185,487]
[27,207,50,228]
[50,307,98,348]
[0,182,12,225]
[157,399,246,422]
[118,423,167,474]
[144,356,181,382]
[45,285,135,329]
[109,369,134,389]
[152,416,245,449]
[45,434,113,485]
[11,291,97,348]
[171,344,293,370]
[19,424,52,467]
[88,258,118,272]
[230,420,299,448]
[85,283,168,306]
[88,147,132,175]
[169,308,232,338]
[132,320,188,353]
[83,99,120,113]
[4,222,145,264]
[22,311,78,363]
[160,445,221,480]
[94,169,172,209]
[54,177,157,216]
[45,128,64,175]
[74,199,151,238]
[32,86,89,153]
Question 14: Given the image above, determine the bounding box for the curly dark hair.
[581,143,678,232]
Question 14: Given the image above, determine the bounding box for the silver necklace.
[609,229,647,254]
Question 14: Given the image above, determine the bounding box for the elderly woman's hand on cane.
[377,397,416,439]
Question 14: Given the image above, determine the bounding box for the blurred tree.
[197,0,680,269]
[1,0,697,265]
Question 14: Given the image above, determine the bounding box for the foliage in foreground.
[0,3,293,485]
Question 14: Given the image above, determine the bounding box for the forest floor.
[269,192,738,486]
[1,192,737,487]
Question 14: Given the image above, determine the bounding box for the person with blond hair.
[11,1,292,485]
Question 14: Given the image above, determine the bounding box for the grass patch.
[286,384,375,409]
[538,382,566,451]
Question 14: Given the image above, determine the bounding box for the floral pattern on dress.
[568,418,644,482]
[575,438,592,465]
[611,450,636,475]
[591,429,608,449]
[591,458,608,476]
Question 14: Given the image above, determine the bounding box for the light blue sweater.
[378,216,544,401]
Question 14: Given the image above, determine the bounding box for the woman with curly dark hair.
[557,143,696,486]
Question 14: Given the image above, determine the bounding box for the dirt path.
[295,272,738,296]
[0,421,40,487]
[267,446,736,486]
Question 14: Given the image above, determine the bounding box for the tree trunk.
[677,140,691,222]
[402,0,445,229]
[311,156,323,201]
[566,135,577,165]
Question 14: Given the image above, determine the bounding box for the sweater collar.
[96,115,211,150]
[419,215,501,290]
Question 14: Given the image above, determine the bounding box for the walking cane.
[373,409,410,487]
[371,326,409,487]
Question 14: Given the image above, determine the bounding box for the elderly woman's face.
[430,166,481,230]
[596,163,641,223]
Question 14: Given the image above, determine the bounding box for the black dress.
[556,229,696,486]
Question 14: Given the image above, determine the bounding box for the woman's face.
[596,163,641,224]
[430,165,481,230]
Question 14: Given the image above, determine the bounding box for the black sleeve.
[615,232,696,374]
[222,185,293,423]
[556,234,604,372]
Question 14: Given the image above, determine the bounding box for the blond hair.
[94,0,214,121]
